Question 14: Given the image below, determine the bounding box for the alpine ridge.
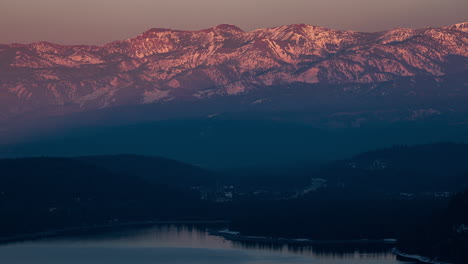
[0,23,467,121]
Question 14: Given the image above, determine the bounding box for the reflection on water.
[235,240,398,259]
[0,225,414,264]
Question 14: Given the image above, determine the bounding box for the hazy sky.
[1,0,467,45]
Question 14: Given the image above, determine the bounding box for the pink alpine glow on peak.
[0,23,466,120]
[444,22,468,32]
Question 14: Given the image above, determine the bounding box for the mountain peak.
[213,24,244,32]
[444,22,468,32]
[146,28,174,33]
[288,23,312,29]
[271,23,331,35]
[197,24,245,34]
[137,27,176,38]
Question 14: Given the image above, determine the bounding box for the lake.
[0,225,415,264]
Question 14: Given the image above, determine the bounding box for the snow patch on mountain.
[0,23,467,120]
[143,89,171,104]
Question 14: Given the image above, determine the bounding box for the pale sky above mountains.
[1,0,467,44]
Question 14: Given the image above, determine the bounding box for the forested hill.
[0,156,215,237]
[398,188,468,264]
[315,143,468,195]
[75,154,217,187]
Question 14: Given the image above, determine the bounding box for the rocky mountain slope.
[0,23,467,121]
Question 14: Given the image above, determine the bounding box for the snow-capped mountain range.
[0,22,467,121]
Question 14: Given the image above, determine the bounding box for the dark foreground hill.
[75,154,216,187]
[0,144,468,263]
[397,188,468,264]
[0,156,215,237]
[316,142,468,195]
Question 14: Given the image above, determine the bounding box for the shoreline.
[0,220,230,245]
[210,229,398,245]
[2,223,449,264]
[214,229,456,263]
[392,248,452,264]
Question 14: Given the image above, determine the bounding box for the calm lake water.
[0,225,415,264]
